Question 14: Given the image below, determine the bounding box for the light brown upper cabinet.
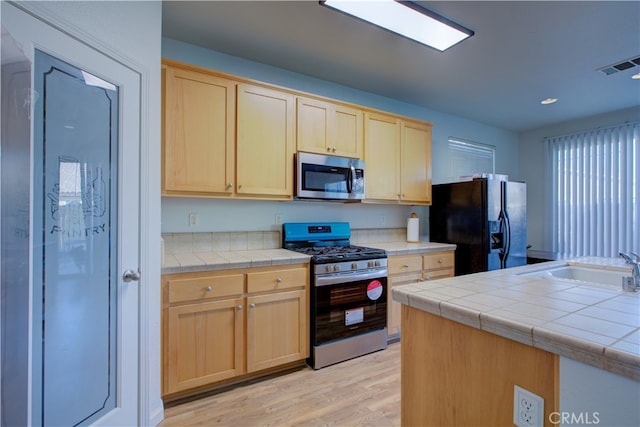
[162,62,295,200]
[162,65,235,195]
[236,84,295,199]
[364,112,432,204]
[297,97,363,159]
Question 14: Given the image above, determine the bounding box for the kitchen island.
[393,257,639,427]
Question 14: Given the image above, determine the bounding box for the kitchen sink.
[520,265,629,287]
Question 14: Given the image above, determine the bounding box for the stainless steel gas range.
[283,222,388,369]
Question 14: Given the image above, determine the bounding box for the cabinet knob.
[236,305,243,311]
[332,146,337,152]
[226,182,233,188]
[438,258,444,264]
[249,303,256,309]
[276,277,283,283]
[327,147,332,152]
[206,286,212,292]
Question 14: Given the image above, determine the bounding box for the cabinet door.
[237,84,294,198]
[387,272,422,338]
[297,97,330,154]
[164,298,244,395]
[400,120,432,203]
[163,66,235,194]
[246,289,308,372]
[332,104,363,158]
[364,112,400,200]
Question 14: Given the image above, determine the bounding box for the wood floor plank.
[160,342,400,426]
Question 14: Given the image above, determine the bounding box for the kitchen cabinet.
[163,273,244,394]
[236,84,295,198]
[364,112,432,204]
[296,96,363,159]
[423,251,455,280]
[162,65,235,195]
[162,62,294,200]
[387,255,423,339]
[386,250,455,340]
[162,264,309,398]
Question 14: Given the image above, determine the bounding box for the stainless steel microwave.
[295,152,365,201]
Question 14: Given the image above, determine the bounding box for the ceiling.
[162,1,640,133]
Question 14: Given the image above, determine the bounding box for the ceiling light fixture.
[541,98,558,105]
[632,73,640,80]
[320,0,474,52]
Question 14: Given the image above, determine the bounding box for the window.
[546,122,639,258]
[448,137,495,181]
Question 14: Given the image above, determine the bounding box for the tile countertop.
[392,257,640,381]
[162,249,311,274]
[364,241,456,255]
[161,240,455,274]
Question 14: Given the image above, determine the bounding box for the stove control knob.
[375,260,381,267]
[351,262,358,270]
[367,261,373,268]
[333,264,340,272]
[325,265,332,273]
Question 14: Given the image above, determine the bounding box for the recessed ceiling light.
[321,0,474,52]
[541,98,558,105]
[632,73,640,80]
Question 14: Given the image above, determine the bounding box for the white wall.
[161,38,520,237]
[559,357,640,426]
[5,1,164,425]
[518,106,640,253]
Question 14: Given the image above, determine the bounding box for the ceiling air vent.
[598,55,640,76]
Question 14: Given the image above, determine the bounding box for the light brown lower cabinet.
[387,250,455,340]
[162,264,309,398]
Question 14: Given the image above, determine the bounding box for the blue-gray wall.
[161,37,520,236]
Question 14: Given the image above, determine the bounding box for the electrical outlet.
[275,213,283,225]
[514,385,544,427]
[188,213,199,227]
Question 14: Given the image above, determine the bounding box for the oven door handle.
[315,268,388,287]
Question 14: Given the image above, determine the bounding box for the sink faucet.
[619,252,640,291]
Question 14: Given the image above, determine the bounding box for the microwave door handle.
[347,165,355,194]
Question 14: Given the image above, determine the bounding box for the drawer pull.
[438,258,444,264]
[249,303,256,309]
[403,264,409,268]
[205,286,212,292]
[236,305,243,311]
[276,277,283,283]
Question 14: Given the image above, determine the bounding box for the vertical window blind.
[448,138,495,181]
[545,121,639,258]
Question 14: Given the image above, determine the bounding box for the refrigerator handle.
[503,210,511,265]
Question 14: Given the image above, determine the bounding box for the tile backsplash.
[162,228,408,255]
[163,231,281,254]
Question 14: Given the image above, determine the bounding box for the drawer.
[423,268,454,281]
[389,255,422,275]
[247,267,308,293]
[423,251,455,271]
[167,274,244,304]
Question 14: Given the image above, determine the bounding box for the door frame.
[1,1,161,425]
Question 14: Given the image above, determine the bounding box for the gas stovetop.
[282,222,387,264]
[288,244,386,263]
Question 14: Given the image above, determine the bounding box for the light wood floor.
[160,342,400,426]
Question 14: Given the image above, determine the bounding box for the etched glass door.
[2,4,140,426]
[33,50,120,426]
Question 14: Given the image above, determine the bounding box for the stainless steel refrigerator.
[429,178,527,275]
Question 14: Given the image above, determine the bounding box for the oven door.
[296,152,364,200]
[312,270,387,346]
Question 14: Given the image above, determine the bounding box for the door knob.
[122,269,140,282]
